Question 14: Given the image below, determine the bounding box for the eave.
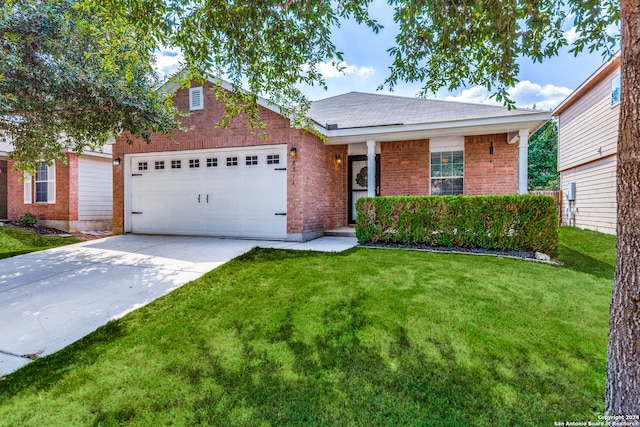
[315,112,551,144]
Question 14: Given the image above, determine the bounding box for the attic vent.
[189,87,204,111]
[326,123,338,130]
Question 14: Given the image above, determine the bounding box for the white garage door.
[127,146,287,239]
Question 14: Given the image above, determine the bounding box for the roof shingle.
[308,92,543,130]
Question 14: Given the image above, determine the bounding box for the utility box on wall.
[567,182,577,201]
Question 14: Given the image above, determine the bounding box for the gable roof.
[552,53,620,116]
[308,92,550,143]
[310,92,543,129]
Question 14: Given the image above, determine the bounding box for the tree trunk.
[606,0,640,414]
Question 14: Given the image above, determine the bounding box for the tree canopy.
[528,120,560,191]
[0,0,180,172]
[1,0,619,170]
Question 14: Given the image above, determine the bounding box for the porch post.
[518,129,529,194]
[366,140,376,197]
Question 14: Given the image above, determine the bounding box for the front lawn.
[0,225,79,259]
[0,227,615,426]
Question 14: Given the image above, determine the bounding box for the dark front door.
[0,160,7,219]
[348,155,380,224]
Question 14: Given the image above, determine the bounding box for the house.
[552,54,620,234]
[0,141,113,232]
[112,80,550,241]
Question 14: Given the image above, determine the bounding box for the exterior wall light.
[334,155,342,165]
[289,147,297,157]
[489,141,494,155]
[113,158,121,166]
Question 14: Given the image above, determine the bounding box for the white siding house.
[78,155,113,227]
[552,54,620,235]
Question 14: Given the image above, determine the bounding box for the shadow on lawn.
[0,321,126,397]
[156,293,591,426]
[558,245,615,280]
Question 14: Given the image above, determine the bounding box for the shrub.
[355,194,558,257]
[16,212,38,228]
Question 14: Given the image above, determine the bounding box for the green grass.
[0,226,80,259]
[0,227,616,426]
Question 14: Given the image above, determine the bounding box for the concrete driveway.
[0,234,357,376]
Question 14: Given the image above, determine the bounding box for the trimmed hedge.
[356,194,558,258]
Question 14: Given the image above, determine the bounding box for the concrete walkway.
[0,234,357,376]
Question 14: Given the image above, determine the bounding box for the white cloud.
[564,26,579,44]
[443,80,572,110]
[443,86,500,105]
[315,61,375,79]
[507,80,573,110]
[154,47,184,79]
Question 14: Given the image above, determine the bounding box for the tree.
[0,0,180,172]
[3,0,636,413]
[528,120,560,191]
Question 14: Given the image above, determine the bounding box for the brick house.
[112,80,550,241]
[552,54,620,234]
[0,141,113,232]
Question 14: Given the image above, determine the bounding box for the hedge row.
[355,194,558,258]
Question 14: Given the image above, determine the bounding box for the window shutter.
[23,173,32,204]
[189,87,204,111]
[47,162,56,204]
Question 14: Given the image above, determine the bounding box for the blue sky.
[155,1,616,111]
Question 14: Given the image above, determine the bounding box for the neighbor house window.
[24,161,56,204]
[612,75,621,105]
[431,151,463,195]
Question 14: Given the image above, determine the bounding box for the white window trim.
[32,161,56,204]
[23,172,32,204]
[611,74,621,106]
[430,150,464,196]
[189,87,204,111]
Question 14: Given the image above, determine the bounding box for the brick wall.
[112,81,345,238]
[464,133,518,195]
[6,154,77,221]
[380,140,430,196]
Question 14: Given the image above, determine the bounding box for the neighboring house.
[0,141,113,232]
[112,79,549,241]
[552,54,620,235]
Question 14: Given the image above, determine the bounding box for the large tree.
[3,0,636,414]
[528,120,560,191]
[0,0,180,172]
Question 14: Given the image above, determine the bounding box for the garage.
[125,145,287,239]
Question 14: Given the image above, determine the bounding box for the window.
[138,161,148,171]
[431,151,463,195]
[246,155,258,166]
[24,161,56,204]
[171,160,181,169]
[207,158,218,167]
[189,87,204,111]
[155,161,165,170]
[226,157,238,166]
[267,154,280,165]
[612,75,621,105]
[189,159,200,168]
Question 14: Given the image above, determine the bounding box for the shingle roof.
[308,92,543,130]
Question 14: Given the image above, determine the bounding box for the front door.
[348,155,380,224]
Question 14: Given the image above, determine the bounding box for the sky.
[154,1,617,112]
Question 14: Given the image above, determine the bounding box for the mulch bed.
[1,221,71,236]
[361,242,537,259]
